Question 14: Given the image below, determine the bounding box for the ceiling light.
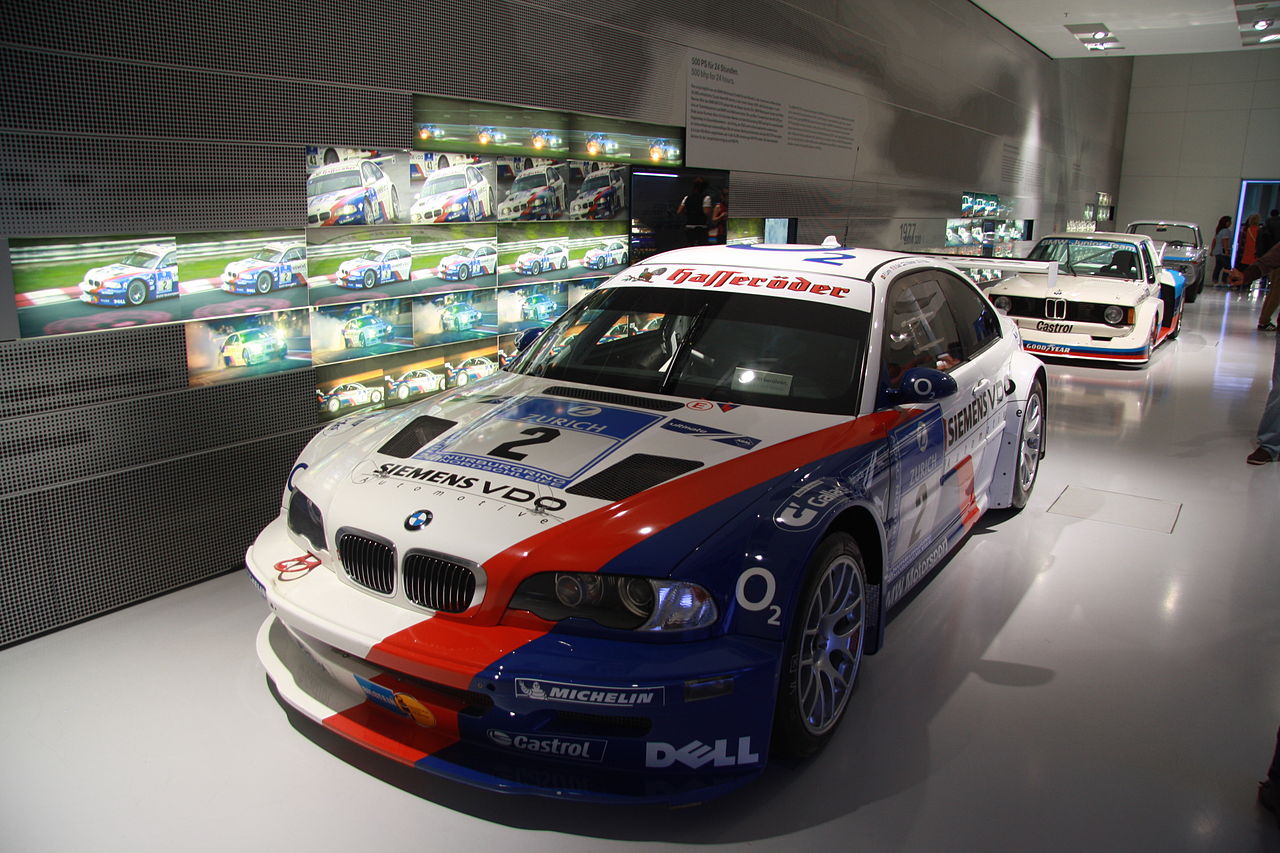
[1262,33,1280,42]
[1254,19,1273,30]
[1093,30,1109,39]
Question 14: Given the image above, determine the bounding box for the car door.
[881,270,1002,577]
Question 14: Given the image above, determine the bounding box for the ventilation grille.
[565,454,703,502]
[542,386,683,412]
[403,552,477,613]
[378,416,457,458]
[338,532,395,595]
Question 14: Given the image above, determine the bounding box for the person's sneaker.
[1259,321,1277,331]
[1247,447,1276,465]
[1260,780,1280,826]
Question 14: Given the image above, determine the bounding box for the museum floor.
[2,286,1278,852]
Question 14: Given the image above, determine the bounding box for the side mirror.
[515,326,543,352]
[885,368,958,404]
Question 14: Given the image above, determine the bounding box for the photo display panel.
[185,307,311,386]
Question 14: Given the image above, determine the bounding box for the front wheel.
[772,533,867,758]
[1010,379,1044,510]
[361,269,377,289]
[255,272,273,295]
[125,279,148,306]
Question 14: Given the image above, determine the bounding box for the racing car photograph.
[495,163,568,221]
[315,360,391,421]
[10,235,185,338]
[412,95,570,159]
[307,230,429,304]
[184,308,311,386]
[246,239,1047,804]
[568,166,628,220]
[495,282,567,334]
[409,161,496,224]
[406,226,499,295]
[306,150,409,226]
[310,300,414,365]
[174,232,311,321]
[984,231,1186,366]
[411,290,498,346]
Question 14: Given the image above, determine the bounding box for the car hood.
[574,186,608,202]
[86,262,147,280]
[286,372,847,578]
[225,258,269,276]
[505,188,547,206]
[309,189,362,211]
[439,253,468,266]
[988,272,1151,306]
[516,251,544,264]
[413,189,468,211]
[338,258,375,274]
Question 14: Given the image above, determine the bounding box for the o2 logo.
[736,567,781,626]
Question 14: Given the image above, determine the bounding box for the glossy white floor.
[2,288,1278,853]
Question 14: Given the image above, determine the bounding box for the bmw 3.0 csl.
[247,240,1047,803]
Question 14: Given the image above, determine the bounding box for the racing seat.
[1099,250,1138,279]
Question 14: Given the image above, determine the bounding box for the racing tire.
[1185,280,1198,304]
[621,253,629,266]
[322,148,339,165]
[326,397,340,413]
[456,263,470,281]
[1010,379,1045,511]
[771,532,867,759]
[388,187,399,221]
[531,261,542,275]
[485,189,494,218]
[559,256,568,270]
[255,272,273,295]
[362,199,374,224]
[1168,311,1182,340]
[361,269,377,289]
[437,155,449,170]
[125,279,148,307]
[370,389,384,404]
[396,384,410,401]
[455,371,470,387]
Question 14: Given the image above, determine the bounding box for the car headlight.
[287,488,326,552]
[1103,305,1126,325]
[338,204,359,215]
[992,295,1012,312]
[509,572,717,631]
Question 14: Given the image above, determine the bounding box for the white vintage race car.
[984,232,1185,365]
[247,241,1047,804]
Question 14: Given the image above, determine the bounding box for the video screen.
[629,167,730,263]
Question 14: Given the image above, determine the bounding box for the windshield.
[253,247,285,261]
[512,172,551,192]
[358,250,383,261]
[308,169,362,195]
[580,174,610,192]
[1129,223,1198,248]
[425,174,468,194]
[120,251,162,268]
[1028,238,1142,280]
[508,285,869,415]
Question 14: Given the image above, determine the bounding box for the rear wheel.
[772,533,867,758]
[1011,379,1044,510]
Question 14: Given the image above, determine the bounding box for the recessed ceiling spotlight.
[1262,33,1280,42]
[1253,19,1273,30]
[1093,30,1109,39]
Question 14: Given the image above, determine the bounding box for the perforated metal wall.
[0,0,1132,644]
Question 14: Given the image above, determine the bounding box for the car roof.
[262,241,302,251]
[133,243,171,255]
[429,164,475,178]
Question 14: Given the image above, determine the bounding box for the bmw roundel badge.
[404,510,433,531]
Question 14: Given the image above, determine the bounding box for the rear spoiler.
[917,254,1059,290]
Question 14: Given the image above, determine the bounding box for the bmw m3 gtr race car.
[78,243,179,306]
[248,241,1047,804]
[984,232,1185,366]
[410,165,494,224]
[220,242,306,294]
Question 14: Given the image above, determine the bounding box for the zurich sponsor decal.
[487,729,607,762]
[661,418,760,449]
[890,407,944,490]
[515,678,664,708]
[414,397,661,489]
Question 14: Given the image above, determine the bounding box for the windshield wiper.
[659,305,710,394]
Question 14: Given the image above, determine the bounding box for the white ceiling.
[971,0,1280,58]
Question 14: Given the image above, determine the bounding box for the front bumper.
[1011,316,1150,363]
[248,516,778,803]
[79,283,125,305]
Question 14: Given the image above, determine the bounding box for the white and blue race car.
[410,165,494,224]
[248,240,1047,804]
[220,241,307,294]
[583,240,629,270]
[337,244,413,290]
[307,160,398,226]
[78,243,179,307]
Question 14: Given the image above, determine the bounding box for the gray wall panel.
[0,0,1132,644]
